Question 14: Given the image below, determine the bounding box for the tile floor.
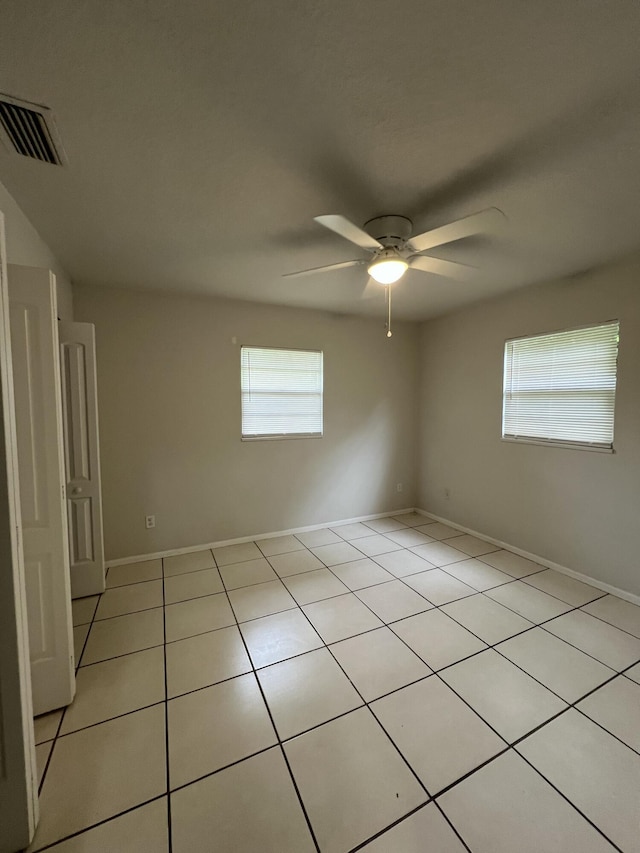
[32,514,640,852]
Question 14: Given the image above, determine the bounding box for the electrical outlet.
[145,515,156,529]
[396,483,403,492]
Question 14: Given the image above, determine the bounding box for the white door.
[59,322,105,598]
[0,220,39,850]
[9,264,75,716]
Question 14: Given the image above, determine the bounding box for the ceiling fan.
[283,208,505,295]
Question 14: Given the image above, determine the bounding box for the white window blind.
[502,321,619,449]
[241,346,323,439]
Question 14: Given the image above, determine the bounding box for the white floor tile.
[486,580,573,624]
[544,609,640,671]
[410,542,468,567]
[518,709,640,852]
[372,549,435,578]
[442,594,532,644]
[522,568,603,606]
[303,592,383,644]
[219,557,278,590]
[168,673,276,788]
[257,647,362,739]
[228,578,296,621]
[443,558,513,591]
[61,646,165,734]
[240,608,323,668]
[439,750,615,853]
[295,527,342,547]
[329,557,395,590]
[106,559,162,588]
[213,541,261,566]
[497,628,615,703]
[447,534,498,557]
[30,706,166,851]
[165,592,235,642]
[479,550,544,578]
[352,534,403,557]
[582,595,640,639]
[34,710,63,744]
[166,625,251,698]
[330,521,375,540]
[282,567,349,605]
[255,534,305,557]
[360,803,466,852]
[82,608,164,665]
[164,549,215,576]
[164,567,224,604]
[355,580,432,623]
[414,522,461,540]
[363,517,408,534]
[372,677,504,794]
[285,708,426,853]
[171,748,315,853]
[440,650,567,742]
[392,609,486,671]
[331,627,431,701]
[269,548,325,577]
[577,676,640,752]
[71,595,99,627]
[383,527,434,547]
[95,579,163,620]
[404,569,475,606]
[39,799,169,853]
[312,541,366,566]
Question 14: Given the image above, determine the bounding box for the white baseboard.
[105,508,416,568]
[415,508,640,607]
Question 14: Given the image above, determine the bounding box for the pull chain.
[385,285,392,338]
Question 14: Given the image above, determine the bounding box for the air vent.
[0,94,66,165]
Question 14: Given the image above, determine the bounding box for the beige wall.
[74,284,419,560]
[0,179,73,320]
[418,253,640,596]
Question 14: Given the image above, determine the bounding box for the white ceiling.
[1,1,640,320]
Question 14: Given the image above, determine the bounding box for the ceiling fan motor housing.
[364,215,413,248]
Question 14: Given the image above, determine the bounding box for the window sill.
[501,436,614,453]
[242,433,323,442]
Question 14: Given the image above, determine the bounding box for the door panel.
[59,322,105,597]
[9,264,74,717]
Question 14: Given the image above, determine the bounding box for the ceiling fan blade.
[283,259,365,278]
[408,207,505,253]
[362,276,384,299]
[409,255,476,280]
[314,215,383,251]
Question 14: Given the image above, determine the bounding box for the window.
[241,346,323,439]
[502,321,619,450]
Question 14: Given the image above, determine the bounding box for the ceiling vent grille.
[0,94,66,165]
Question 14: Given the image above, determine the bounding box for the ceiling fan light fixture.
[368,252,408,284]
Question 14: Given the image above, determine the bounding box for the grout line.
[220,579,322,852]
[38,592,101,795]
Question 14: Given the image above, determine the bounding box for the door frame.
[0,211,38,850]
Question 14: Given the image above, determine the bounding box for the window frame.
[501,320,619,453]
[240,345,324,441]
